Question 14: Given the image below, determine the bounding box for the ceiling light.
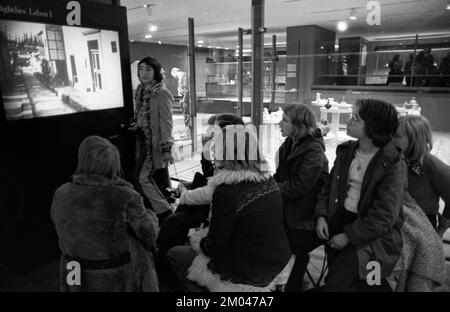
[207,46,212,48]
[148,23,157,32]
[447,3,450,9]
[145,34,152,39]
[143,4,154,16]
[158,41,162,45]
[198,40,204,44]
[198,45,203,47]
[337,21,348,32]
[216,46,221,49]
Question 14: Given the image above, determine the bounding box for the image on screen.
[0,20,124,120]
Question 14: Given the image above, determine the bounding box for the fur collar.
[209,169,271,186]
[187,249,295,292]
[72,174,132,188]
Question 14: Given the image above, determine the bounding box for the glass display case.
[314,35,450,87]
[204,54,287,106]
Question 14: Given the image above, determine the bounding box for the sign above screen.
[0,19,124,120]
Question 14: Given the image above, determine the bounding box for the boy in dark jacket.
[314,99,406,291]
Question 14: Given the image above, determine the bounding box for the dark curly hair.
[137,56,163,83]
[356,98,399,147]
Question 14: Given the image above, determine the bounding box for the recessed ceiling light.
[207,46,212,48]
[198,45,203,47]
[198,40,204,44]
[148,23,157,32]
[337,21,348,32]
[225,47,229,50]
[236,45,240,48]
[158,41,162,45]
[447,3,450,9]
[145,34,152,39]
[216,46,221,49]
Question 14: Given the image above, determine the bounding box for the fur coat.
[185,169,294,292]
[51,174,159,292]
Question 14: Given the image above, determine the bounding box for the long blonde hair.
[75,135,122,179]
[398,115,433,163]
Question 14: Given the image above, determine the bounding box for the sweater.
[387,192,446,292]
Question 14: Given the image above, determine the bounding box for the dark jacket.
[198,170,292,287]
[315,140,406,279]
[51,174,159,291]
[407,153,450,219]
[274,129,329,230]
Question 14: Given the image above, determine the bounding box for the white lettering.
[366,260,381,286]
[66,1,81,26]
[66,260,81,286]
[367,1,381,26]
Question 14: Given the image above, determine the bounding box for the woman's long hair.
[398,115,433,163]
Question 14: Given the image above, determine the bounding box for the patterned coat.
[187,169,293,291]
[134,82,174,170]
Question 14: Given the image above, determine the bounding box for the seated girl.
[156,114,245,255]
[394,115,450,235]
[51,136,159,292]
[166,125,294,291]
[274,103,329,291]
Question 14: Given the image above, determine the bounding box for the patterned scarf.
[135,81,165,164]
[405,158,423,176]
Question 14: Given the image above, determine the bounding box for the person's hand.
[176,183,187,196]
[128,121,138,132]
[316,216,329,240]
[437,226,447,240]
[328,233,350,250]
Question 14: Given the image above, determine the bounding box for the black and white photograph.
[0,20,124,120]
[1,0,450,300]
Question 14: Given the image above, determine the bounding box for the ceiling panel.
[122,0,450,47]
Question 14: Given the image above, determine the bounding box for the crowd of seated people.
[50,56,448,292]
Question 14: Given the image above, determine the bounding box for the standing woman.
[394,115,450,235]
[274,103,329,291]
[131,56,174,219]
